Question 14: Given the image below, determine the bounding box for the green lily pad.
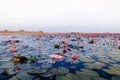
[41,63,52,69]
[103,64,120,75]
[112,76,120,80]
[84,63,103,69]
[56,75,69,80]
[57,67,69,75]
[0,63,15,69]
[51,67,69,75]
[66,73,80,80]
[76,69,99,80]
[80,57,95,63]
[28,69,47,75]
[16,71,34,80]
[51,68,59,75]
[40,71,54,77]
[103,69,120,76]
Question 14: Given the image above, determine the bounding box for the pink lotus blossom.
[50,54,62,60]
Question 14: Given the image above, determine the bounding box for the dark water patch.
[91,55,98,61]
[95,69,113,80]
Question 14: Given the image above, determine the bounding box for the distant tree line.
[0,30,43,33]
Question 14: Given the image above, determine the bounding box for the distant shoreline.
[0,30,120,35]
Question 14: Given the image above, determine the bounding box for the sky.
[0,0,120,32]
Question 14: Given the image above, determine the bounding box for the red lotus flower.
[38,45,41,48]
[63,44,67,49]
[63,49,67,53]
[70,54,78,68]
[71,54,78,60]
[9,47,14,53]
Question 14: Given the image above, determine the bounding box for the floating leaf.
[28,69,47,75]
[84,63,103,69]
[66,73,80,80]
[0,63,15,69]
[56,75,69,80]
[40,71,54,77]
[103,64,120,75]
[51,67,69,75]
[93,77,108,80]
[51,68,59,75]
[80,57,95,63]
[16,71,34,80]
[76,69,99,80]
[103,69,120,76]
[41,63,52,69]
[9,77,19,80]
[112,76,120,80]
[57,67,69,75]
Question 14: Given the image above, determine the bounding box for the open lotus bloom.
[38,45,41,48]
[9,47,14,53]
[71,54,78,60]
[50,54,62,60]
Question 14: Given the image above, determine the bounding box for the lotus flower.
[63,49,67,53]
[71,54,78,61]
[71,54,78,68]
[9,47,14,53]
[50,54,62,60]
[38,45,41,53]
[63,42,67,53]
[38,45,41,48]
[50,54,62,63]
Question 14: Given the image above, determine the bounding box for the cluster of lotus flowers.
[0,32,120,80]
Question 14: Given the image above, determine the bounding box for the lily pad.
[103,69,120,75]
[41,63,52,69]
[65,73,80,80]
[9,77,19,80]
[16,71,34,80]
[57,67,69,75]
[40,71,54,77]
[0,63,15,69]
[98,58,116,64]
[51,67,69,75]
[56,75,69,80]
[93,77,108,80]
[80,57,95,63]
[103,64,120,75]
[76,69,99,80]
[65,59,73,63]
[84,63,103,69]
[28,69,47,75]
[112,76,120,80]
[51,68,59,75]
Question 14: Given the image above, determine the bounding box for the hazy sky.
[0,0,120,32]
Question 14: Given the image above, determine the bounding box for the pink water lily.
[70,54,78,68]
[71,54,78,61]
[9,47,14,53]
[38,45,41,48]
[50,54,62,60]
[50,54,62,64]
